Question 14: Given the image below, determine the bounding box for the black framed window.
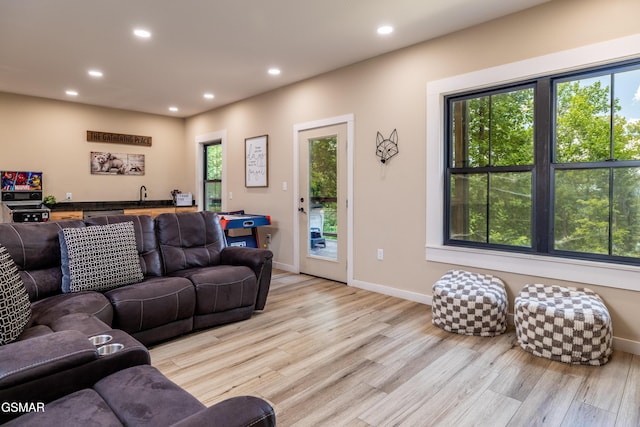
[445,60,640,265]
[203,141,222,212]
[447,84,535,249]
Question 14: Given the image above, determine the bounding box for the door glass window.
[309,136,337,259]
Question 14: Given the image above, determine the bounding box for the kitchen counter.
[47,200,197,220]
[48,200,179,212]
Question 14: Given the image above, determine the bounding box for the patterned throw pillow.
[60,222,143,293]
[0,244,31,345]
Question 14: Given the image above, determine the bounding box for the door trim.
[293,114,354,284]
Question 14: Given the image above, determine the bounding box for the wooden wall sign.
[87,130,152,147]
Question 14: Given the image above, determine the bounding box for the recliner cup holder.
[96,343,124,356]
[88,334,112,346]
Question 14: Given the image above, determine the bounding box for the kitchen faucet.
[139,185,147,204]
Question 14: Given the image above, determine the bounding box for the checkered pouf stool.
[514,284,613,366]
[431,269,508,337]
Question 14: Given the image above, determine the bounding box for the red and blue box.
[218,210,271,248]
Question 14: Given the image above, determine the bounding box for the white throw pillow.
[0,244,31,344]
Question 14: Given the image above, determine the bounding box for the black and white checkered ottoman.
[514,284,612,366]
[431,270,508,337]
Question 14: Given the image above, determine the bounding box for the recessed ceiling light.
[133,28,151,38]
[65,90,78,96]
[203,93,215,100]
[168,106,179,112]
[377,25,394,35]
[88,70,103,78]
[268,68,281,76]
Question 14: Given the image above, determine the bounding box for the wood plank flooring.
[150,271,640,426]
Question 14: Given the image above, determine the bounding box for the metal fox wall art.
[375,129,399,164]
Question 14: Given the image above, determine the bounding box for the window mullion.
[609,168,614,256]
[535,78,551,253]
[610,74,615,160]
[486,172,491,244]
[487,95,492,244]
[608,74,615,256]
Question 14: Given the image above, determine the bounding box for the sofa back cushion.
[155,211,226,274]
[0,220,86,301]
[85,215,162,277]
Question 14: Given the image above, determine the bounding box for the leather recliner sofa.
[0,211,275,425]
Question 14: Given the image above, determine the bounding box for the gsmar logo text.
[1,401,45,413]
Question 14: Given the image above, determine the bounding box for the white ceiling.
[0,0,549,118]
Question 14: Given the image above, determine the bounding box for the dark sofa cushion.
[85,215,163,277]
[94,365,205,426]
[17,324,54,341]
[59,222,143,293]
[18,267,64,302]
[0,244,31,345]
[30,291,113,327]
[171,265,257,314]
[0,220,86,301]
[156,211,226,274]
[104,276,195,334]
[49,313,112,336]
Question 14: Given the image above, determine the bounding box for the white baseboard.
[349,279,432,305]
[273,262,296,273]
[612,337,640,356]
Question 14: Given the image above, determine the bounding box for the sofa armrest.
[220,247,273,310]
[171,396,276,427]
[0,330,96,389]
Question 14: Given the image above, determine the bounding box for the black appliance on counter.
[0,171,50,223]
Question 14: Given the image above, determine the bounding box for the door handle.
[298,207,307,214]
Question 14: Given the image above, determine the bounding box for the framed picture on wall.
[90,152,145,175]
[245,135,268,187]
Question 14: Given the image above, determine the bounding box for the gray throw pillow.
[0,244,31,345]
[60,222,143,293]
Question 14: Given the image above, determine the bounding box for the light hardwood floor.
[150,271,640,427]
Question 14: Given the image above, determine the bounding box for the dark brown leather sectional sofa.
[0,211,276,425]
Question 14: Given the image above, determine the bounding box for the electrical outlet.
[265,234,272,244]
[377,248,383,260]
[65,192,72,200]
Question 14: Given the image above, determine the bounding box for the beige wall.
[0,93,187,203]
[185,0,640,344]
